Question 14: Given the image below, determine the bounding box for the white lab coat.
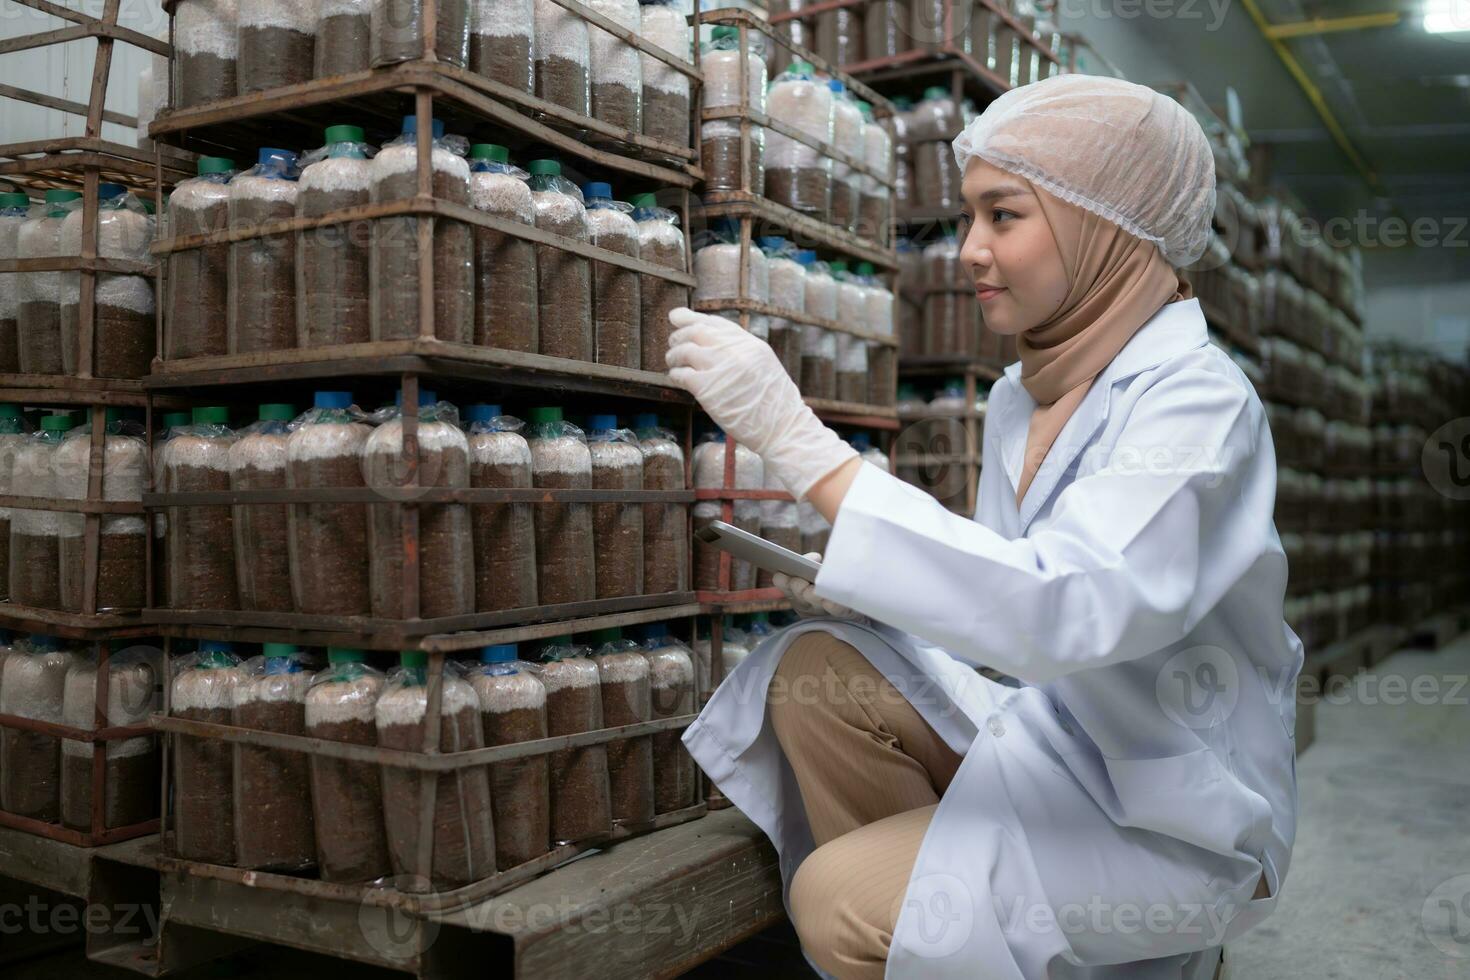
[682,299,1301,979]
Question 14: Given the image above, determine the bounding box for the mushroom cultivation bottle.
[175,0,239,108]
[17,189,79,375]
[586,0,641,132]
[639,0,692,148]
[232,645,316,870]
[228,404,295,612]
[587,417,644,599]
[815,0,863,65]
[228,148,299,354]
[363,390,474,620]
[465,405,536,612]
[55,410,148,612]
[377,653,495,888]
[0,193,32,372]
[765,61,833,218]
[761,237,805,382]
[798,252,838,399]
[857,103,892,241]
[830,261,870,403]
[922,233,976,357]
[58,185,155,379]
[60,644,159,832]
[297,126,373,348]
[866,0,911,59]
[533,0,591,114]
[538,638,612,843]
[0,406,24,598]
[166,407,238,610]
[699,27,766,195]
[371,0,470,67]
[370,116,474,344]
[286,391,372,615]
[633,415,687,595]
[583,184,641,369]
[153,412,191,608]
[9,414,73,609]
[692,433,764,591]
[469,145,537,353]
[171,642,247,863]
[632,194,688,374]
[0,635,80,821]
[592,630,653,826]
[167,157,236,360]
[305,648,391,882]
[827,81,865,232]
[693,223,768,331]
[237,0,315,94]
[757,467,799,589]
[315,0,372,77]
[527,160,592,362]
[859,262,897,406]
[470,644,550,870]
[527,408,595,605]
[640,624,697,812]
[470,0,533,91]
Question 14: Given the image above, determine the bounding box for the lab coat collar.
[997,299,1209,531]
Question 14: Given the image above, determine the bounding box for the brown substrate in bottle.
[60,532,146,612]
[10,531,60,609]
[237,26,314,94]
[478,694,550,870]
[592,237,640,370]
[18,301,63,375]
[859,193,888,243]
[638,238,688,375]
[366,437,473,620]
[373,168,473,344]
[0,517,9,600]
[316,13,370,76]
[1,727,61,820]
[542,659,611,844]
[592,83,640,133]
[474,226,537,352]
[470,459,536,612]
[233,699,315,870]
[61,750,158,832]
[232,463,292,612]
[701,134,764,194]
[472,33,533,92]
[830,180,858,232]
[532,468,595,605]
[536,55,589,114]
[768,324,803,382]
[61,301,154,379]
[641,451,687,595]
[372,0,470,67]
[647,657,696,813]
[869,347,897,407]
[801,357,836,401]
[290,450,371,616]
[765,168,830,217]
[803,527,831,556]
[177,51,236,108]
[170,463,237,609]
[535,222,592,363]
[837,370,867,405]
[231,197,298,353]
[756,524,802,589]
[591,458,642,600]
[298,186,371,347]
[168,203,230,359]
[597,655,653,826]
[307,715,391,882]
[0,317,17,371]
[173,705,236,864]
[914,141,960,210]
[643,88,689,148]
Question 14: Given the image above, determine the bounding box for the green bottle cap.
[259,403,295,422]
[45,189,82,205]
[527,407,563,424]
[711,25,739,40]
[0,192,29,209]
[327,648,365,664]
[924,86,948,100]
[589,628,623,645]
[829,260,849,273]
[856,261,875,276]
[41,414,73,432]
[0,405,20,419]
[630,192,658,209]
[470,143,510,164]
[192,406,229,426]
[263,642,298,657]
[791,60,814,74]
[324,125,365,145]
[163,412,191,429]
[400,650,429,669]
[197,156,235,176]
[527,159,561,177]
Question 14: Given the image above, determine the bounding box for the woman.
[668,75,1300,980]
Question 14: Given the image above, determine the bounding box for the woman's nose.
[960,228,993,271]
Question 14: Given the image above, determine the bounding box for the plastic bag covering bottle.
[857,260,896,406]
[633,414,687,595]
[316,0,372,77]
[465,405,536,612]
[286,391,372,615]
[700,27,766,196]
[165,407,238,610]
[866,0,911,60]
[586,0,641,132]
[890,95,915,209]
[767,0,812,78]
[533,0,590,114]
[469,145,537,353]
[583,184,641,369]
[922,233,977,357]
[0,635,81,820]
[377,652,494,888]
[765,61,833,218]
[631,194,688,373]
[171,642,247,863]
[237,0,316,94]
[305,648,391,882]
[587,417,644,600]
[928,378,968,414]
[297,127,375,348]
[638,624,696,812]
[759,237,805,382]
[363,390,474,619]
[0,193,29,371]
[537,637,612,843]
[590,630,653,826]
[371,0,470,67]
[908,85,960,142]
[57,184,155,379]
[827,81,865,233]
[54,411,148,612]
[9,415,73,609]
[469,0,532,91]
[0,406,26,599]
[175,0,238,108]
[167,157,236,360]
[152,412,190,608]
[231,646,316,870]
[17,189,79,375]
[527,408,595,605]
[369,116,474,344]
[857,103,892,241]
[469,644,550,870]
[719,623,752,675]
[228,148,299,354]
[816,0,863,65]
[692,432,763,591]
[639,0,692,148]
[60,642,159,831]
[757,464,798,589]
[829,261,868,403]
[692,221,768,332]
[796,251,837,400]
[228,404,295,612]
[527,160,593,361]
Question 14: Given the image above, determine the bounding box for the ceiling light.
[1424,0,1470,33]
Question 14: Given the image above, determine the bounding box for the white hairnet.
[952,74,1216,268]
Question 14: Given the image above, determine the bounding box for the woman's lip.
[976,286,1006,301]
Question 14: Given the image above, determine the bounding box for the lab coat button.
[987,716,1006,738]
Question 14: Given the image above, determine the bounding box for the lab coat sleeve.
[814,367,1262,685]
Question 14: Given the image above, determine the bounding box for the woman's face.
[957,156,1069,335]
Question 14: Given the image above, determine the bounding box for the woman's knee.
[789,837,894,980]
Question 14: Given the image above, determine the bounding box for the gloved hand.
[666,308,857,500]
[772,553,861,621]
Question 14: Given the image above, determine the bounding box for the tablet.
[695,520,823,581]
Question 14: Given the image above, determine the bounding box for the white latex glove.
[666,308,857,500]
[771,553,862,621]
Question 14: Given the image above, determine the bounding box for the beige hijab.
[1013,189,1192,505]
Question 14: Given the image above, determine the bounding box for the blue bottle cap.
[466,403,502,424]
[758,236,786,251]
[314,390,353,410]
[642,622,670,641]
[394,388,437,408]
[401,115,446,140]
[828,79,846,94]
[258,147,297,169]
[794,250,817,266]
[850,432,871,451]
[588,414,618,432]
[480,644,518,663]
[633,413,659,430]
[583,181,612,201]
[98,183,127,200]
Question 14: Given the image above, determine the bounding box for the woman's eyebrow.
[974,185,1031,203]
